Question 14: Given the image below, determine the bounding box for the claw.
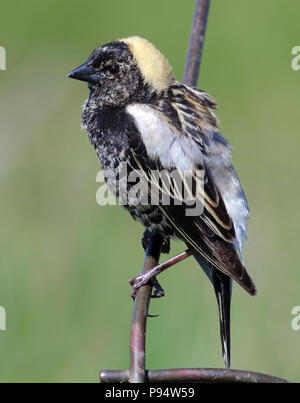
[129,274,165,299]
[151,277,165,297]
[161,238,170,254]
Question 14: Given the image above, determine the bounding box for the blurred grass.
[0,0,299,382]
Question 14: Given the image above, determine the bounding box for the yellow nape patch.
[122,36,174,92]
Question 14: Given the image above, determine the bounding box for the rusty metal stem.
[101,368,292,383]
[183,0,210,86]
[129,236,163,383]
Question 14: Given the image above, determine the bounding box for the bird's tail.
[212,269,232,368]
[194,254,232,368]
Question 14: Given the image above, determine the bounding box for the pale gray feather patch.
[203,130,250,260]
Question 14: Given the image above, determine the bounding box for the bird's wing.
[166,82,250,257]
[126,82,255,295]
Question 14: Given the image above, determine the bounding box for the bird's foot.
[129,274,165,298]
[129,248,194,299]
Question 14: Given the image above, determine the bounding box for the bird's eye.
[105,64,119,74]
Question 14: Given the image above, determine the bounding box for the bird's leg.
[141,228,153,251]
[141,228,170,254]
[129,248,195,298]
[138,229,170,298]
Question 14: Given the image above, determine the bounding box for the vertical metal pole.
[129,236,163,383]
[183,0,210,86]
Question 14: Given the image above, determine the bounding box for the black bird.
[68,36,256,368]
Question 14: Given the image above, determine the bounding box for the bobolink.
[68,36,256,368]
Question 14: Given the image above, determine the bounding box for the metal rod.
[129,236,163,383]
[183,0,211,86]
[100,368,292,383]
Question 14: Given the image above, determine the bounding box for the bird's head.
[68,36,174,107]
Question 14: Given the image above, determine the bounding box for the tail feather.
[212,269,232,369]
[194,253,232,368]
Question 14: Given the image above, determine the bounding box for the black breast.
[82,101,175,238]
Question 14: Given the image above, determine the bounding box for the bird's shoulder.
[126,81,220,167]
[163,80,218,135]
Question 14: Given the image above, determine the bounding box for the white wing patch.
[126,104,204,171]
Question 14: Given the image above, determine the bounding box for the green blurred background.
[0,0,299,382]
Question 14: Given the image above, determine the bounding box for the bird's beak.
[67,61,99,84]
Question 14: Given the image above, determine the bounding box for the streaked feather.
[126,81,255,295]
